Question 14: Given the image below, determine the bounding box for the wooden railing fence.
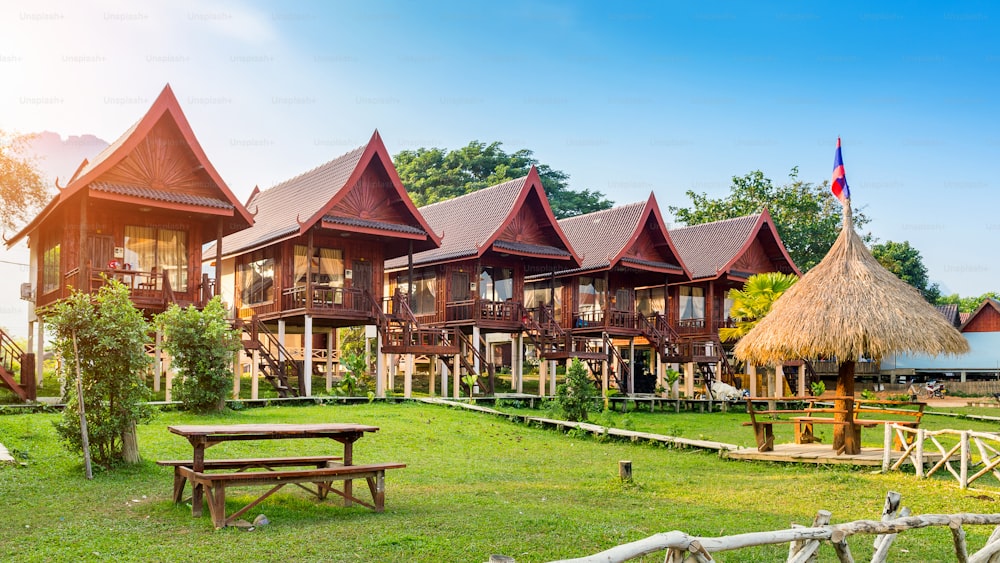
[489,492,1000,563]
[882,424,1000,489]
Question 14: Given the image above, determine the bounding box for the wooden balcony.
[272,285,378,323]
[570,309,639,335]
[675,317,736,337]
[442,298,521,330]
[50,265,210,313]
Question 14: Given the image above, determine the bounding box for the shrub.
[157,297,241,413]
[46,280,152,469]
[555,359,599,422]
[810,380,826,397]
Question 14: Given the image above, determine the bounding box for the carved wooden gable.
[100,115,216,199]
[327,157,409,225]
[498,190,557,247]
[624,215,672,263]
[730,238,773,274]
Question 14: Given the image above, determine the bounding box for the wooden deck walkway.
[417,398,944,467]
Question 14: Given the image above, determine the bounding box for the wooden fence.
[488,492,1000,563]
[882,425,1000,489]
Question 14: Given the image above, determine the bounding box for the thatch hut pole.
[834,360,856,453]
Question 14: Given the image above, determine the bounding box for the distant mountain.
[20,131,109,187]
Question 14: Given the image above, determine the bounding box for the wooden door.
[352,260,372,297]
[87,235,114,269]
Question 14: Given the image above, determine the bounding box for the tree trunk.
[121,420,140,464]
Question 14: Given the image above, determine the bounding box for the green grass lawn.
[1,402,998,562]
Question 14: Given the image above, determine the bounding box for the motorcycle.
[925,380,946,398]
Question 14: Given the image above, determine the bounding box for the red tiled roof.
[669,214,763,279]
[554,194,687,277]
[559,201,646,271]
[322,214,428,236]
[219,144,368,255]
[386,168,577,269]
[91,182,234,210]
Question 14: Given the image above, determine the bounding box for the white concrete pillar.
[164,353,173,402]
[251,348,260,400]
[439,358,449,397]
[960,371,967,383]
[472,326,481,374]
[326,329,334,392]
[277,320,286,361]
[453,354,460,398]
[549,360,557,396]
[35,320,45,386]
[747,364,758,397]
[602,360,609,396]
[774,362,783,399]
[428,355,436,397]
[404,354,413,398]
[303,315,313,396]
[376,331,385,397]
[153,328,162,392]
[655,353,664,396]
[538,360,547,397]
[628,338,635,395]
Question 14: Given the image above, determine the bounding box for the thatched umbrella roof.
[735,201,969,366]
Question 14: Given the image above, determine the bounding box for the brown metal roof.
[91,182,234,210]
[322,214,427,236]
[935,303,961,327]
[492,239,573,258]
[669,214,762,279]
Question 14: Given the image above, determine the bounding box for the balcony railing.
[281,285,370,316]
[675,317,736,335]
[571,309,637,331]
[444,298,520,324]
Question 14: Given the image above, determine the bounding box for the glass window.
[42,242,60,294]
[636,287,665,316]
[293,246,344,287]
[678,286,705,320]
[124,226,188,291]
[578,276,606,314]
[398,269,436,316]
[239,252,274,305]
[479,266,513,302]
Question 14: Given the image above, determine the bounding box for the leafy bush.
[810,380,826,397]
[336,353,370,396]
[46,280,152,469]
[157,297,241,413]
[555,359,599,422]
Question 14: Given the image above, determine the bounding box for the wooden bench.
[175,462,406,528]
[157,455,343,503]
[743,398,860,452]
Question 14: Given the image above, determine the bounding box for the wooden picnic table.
[167,423,397,526]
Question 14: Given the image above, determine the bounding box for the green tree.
[46,280,152,469]
[719,272,799,343]
[668,168,872,272]
[394,140,612,218]
[937,291,1000,313]
[870,240,940,302]
[555,358,599,422]
[157,297,241,413]
[0,131,50,234]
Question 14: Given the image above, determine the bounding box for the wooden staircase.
[375,290,458,356]
[454,330,495,395]
[235,317,301,398]
[581,334,631,394]
[0,328,35,402]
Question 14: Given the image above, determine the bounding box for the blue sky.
[1,1,998,335]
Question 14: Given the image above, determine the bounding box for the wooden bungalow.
[384,166,581,395]
[537,194,691,395]
[887,299,995,381]
[3,85,254,399]
[668,210,800,396]
[211,131,448,397]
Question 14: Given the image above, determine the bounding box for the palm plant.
[719,272,798,343]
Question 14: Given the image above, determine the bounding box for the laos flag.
[831,137,850,202]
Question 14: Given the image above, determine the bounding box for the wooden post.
[618,460,632,482]
[428,355,436,397]
[515,334,524,393]
[453,354,460,398]
[961,431,970,489]
[684,362,695,398]
[747,364,757,397]
[628,338,635,395]
[549,360,557,396]
[232,350,240,399]
[834,360,858,455]
[798,363,807,397]
[882,424,893,472]
[915,429,925,478]
[472,325,481,374]
[440,357,448,398]
[376,331,385,397]
[215,218,223,297]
